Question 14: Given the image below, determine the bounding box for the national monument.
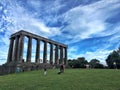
[0,30,68,75]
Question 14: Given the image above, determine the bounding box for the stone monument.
[0,30,68,75]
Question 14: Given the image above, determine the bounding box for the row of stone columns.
[7,35,68,65]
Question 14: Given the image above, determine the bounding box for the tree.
[68,57,88,68]
[68,59,76,67]
[106,48,120,69]
[89,59,104,68]
[77,57,88,68]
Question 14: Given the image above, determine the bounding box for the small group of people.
[43,64,65,75]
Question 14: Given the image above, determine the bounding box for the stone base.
[0,62,54,75]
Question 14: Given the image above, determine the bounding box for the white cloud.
[0,0,62,44]
[0,6,2,10]
[62,0,120,44]
[29,18,62,37]
[28,0,64,15]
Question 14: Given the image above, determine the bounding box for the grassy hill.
[0,69,120,90]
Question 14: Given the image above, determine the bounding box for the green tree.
[68,57,88,68]
[89,59,104,68]
[77,57,88,68]
[68,59,76,67]
[106,47,120,69]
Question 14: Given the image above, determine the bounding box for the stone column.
[50,43,53,65]
[7,38,14,63]
[13,36,19,62]
[60,47,63,64]
[64,47,68,65]
[55,45,59,65]
[18,35,24,62]
[43,41,47,63]
[35,39,40,63]
[26,37,32,62]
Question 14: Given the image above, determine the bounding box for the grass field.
[0,69,120,90]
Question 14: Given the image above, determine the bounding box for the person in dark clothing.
[58,64,65,74]
[44,65,47,75]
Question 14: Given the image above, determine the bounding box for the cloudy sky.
[0,0,120,65]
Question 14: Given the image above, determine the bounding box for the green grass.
[0,69,120,90]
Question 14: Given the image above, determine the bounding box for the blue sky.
[0,0,120,65]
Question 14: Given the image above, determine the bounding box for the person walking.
[44,65,47,75]
[113,62,117,69]
[58,64,65,74]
